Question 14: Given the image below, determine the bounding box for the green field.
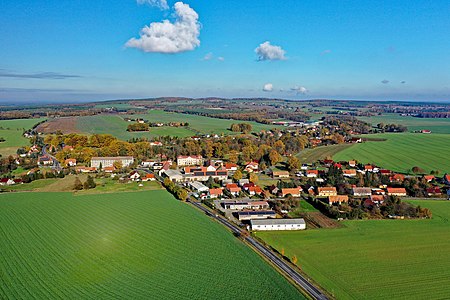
[358,113,450,134]
[296,144,353,164]
[0,118,46,156]
[0,191,304,299]
[333,133,450,174]
[256,200,450,299]
[76,115,196,140]
[126,110,282,135]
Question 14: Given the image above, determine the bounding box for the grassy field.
[126,110,282,135]
[76,115,196,140]
[333,133,450,174]
[256,200,450,299]
[358,113,450,134]
[296,144,353,164]
[0,118,46,157]
[0,191,304,299]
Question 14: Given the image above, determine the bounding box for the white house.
[91,156,134,168]
[250,218,306,231]
[177,155,203,166]
[189,181,210,193]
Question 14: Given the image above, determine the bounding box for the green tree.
[83,175,96,189]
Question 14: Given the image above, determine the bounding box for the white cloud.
[263,83,273,92]
[321,49,331,55]
[291,86,308,94]
[255,41,287,61]
[137,0,169,10]
[202,52,213,60]
[217,56,225,61]
[125,2,201,54]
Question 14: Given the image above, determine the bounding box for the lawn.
[333,133,450,174]
[256,200,450,299]
[296,143,353,164]
[76,115,196,140]
[0,118,46,157]
[0,191,304,299]
[357,113,450,134]
[126,110,282,135]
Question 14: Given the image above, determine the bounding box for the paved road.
[42,145,62,171]
[188,200,329,300]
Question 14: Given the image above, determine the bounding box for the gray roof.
[164,169,183,177]
[250,218,305,226]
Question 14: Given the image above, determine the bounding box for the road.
[188,200,329,300]
[42,145,62,171]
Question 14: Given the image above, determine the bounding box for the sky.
[1,0,449,103]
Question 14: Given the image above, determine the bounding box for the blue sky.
[1,0,449,103]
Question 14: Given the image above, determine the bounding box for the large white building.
[177,155,204,166]
[91,156,134,168]
[250,218,306,231]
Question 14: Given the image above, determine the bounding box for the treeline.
[230,123,252,133]
[127,123,149,132]
[376,123,408,132]
[163,178,188,201]
[416,112,450,118]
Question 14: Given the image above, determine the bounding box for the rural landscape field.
[256,200,450,299]
[0,118,45,157]
[0,190,303,299]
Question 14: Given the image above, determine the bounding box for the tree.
[249,173,259,184]
[206,176,215,188]
[287,156,300,171]
[83,175,96,189]
[292,255,298,264]
[268,149,282,166]
[232,170,243,181]
[73,177,83,190]
[113,161,123,170]
[176,189,188,201]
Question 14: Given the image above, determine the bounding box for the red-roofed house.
[444,174,450,185]
[209,188,223,198]
[423,175,435,182]
[281,187,303,197]
[245,162,259,173]
[387,187,407,197]
[226,183,241,196]
[142,173,156,182]
[306,170,318,178]
[348,160,357,167]
[427,186,441,196]
[65,158,77,167]
[225,163,238,172]
[390,174,405,183]
[247,186,263,196]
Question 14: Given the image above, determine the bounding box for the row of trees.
[163,178,188,201]
[230,123,252,133]
[127,123,149,132]
[73,175,96,190]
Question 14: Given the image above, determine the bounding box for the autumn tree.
[292,255,298,265]
[83,175,96,189]
[249,173,259,184]
[232,170,243,181]
[73,177,83,190]
[268,149,282,166]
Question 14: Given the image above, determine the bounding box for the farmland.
[0,191,304,299]
[333,133,450,174]
[256,200,450,299]
[0,118,46,157]
[358,113,450,134]
[125,110,282,135]
[296,144,353,164]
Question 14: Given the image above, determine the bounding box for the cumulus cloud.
[202,52,213,60]
[125,2,201,54]
[263,83,273,92]
[137,0,169,10]
[255,41,287,61]
[291,86,308,94]
[217,56,225,61]
[381,79,390,84]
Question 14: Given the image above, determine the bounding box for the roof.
[328,195,349,202]
[343,169,357,174]
[318,187,337,192]
[387,187,407,193]
[209,188,223,195]
[273,170,290,175]
[91,156,133,160]
[353,187,372,193]
[177,155,203,159]
[250,218,305,226]
[282,187,303,195]
[307,170,319,174]
[238,211,276,216]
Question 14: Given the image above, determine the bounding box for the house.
[0,178,15,186]
[427,186,441,196]
[444,174,450,185]
[247,186,263,196]
[390,174,405,183]
[352,187,372,197]
[272,170,290,178]
[370,194,386,204]
[222,201,269,210]
[380,169,393,176]
[238,179,250,186]
[423,175,435,182]
[327,195,349,205]
[387,187,407,197]
[225,163,238,172]
[91,156,134,168]
[209,188,223,198]
[38,155,53,166]
[343,169,357,177]
[372,188,386,195]
[129,171,141,181]
[364,165,373,172]
[65,158,77,167]
[348,160,357,167]
[189,181,209,193]
[268,185,279,195]
[245,162,259,173]
[182,166,228,182]
[306,170,319,178]
[162,169,183,183]
[317,187,337,197]
[141,160,156,168]
[350,137,362,143]
[420,129,432,134]
[177,155,203,166]
[103,166,115,173]
[149,141,163,146]
[141,173,155,181]
[75,166,97,173]
[237,211,276,221]
[226,183,241,196]
[281,187,303,197]
[250,218,306,231]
